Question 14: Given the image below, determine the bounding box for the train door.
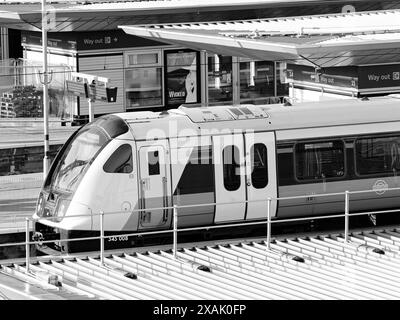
[213,134,246,223]
[137,141,170,229]
[244,132,277,220]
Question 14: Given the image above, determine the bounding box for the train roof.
[114,96,400,141]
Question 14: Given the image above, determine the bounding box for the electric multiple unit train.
[33,96,400,253]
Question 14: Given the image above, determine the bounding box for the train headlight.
[35,193,45,217]
[54,199,71,222]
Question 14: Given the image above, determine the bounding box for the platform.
[0,119,77,149]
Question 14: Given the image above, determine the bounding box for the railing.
[1,186,400,274]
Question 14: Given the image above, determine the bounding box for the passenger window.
[295,140,345,181]
[103,144,133,174]
[223,145,241,191]
[148,150,160,175]
[251,143,268,188]
[174,146,214,195]
[355,136,400,175]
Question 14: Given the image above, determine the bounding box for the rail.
[0,186,399,273]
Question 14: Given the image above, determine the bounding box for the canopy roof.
[121,9,400,67]
[1,0,400,32]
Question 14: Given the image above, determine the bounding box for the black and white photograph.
[0,0,400,310]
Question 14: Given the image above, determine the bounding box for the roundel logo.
[373,179,389,195]
[342,5,356,13]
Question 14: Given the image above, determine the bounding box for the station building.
[0,0,399,122]
[122,9,400,103]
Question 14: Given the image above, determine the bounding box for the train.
[33,96,400,253]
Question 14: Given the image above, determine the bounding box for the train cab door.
[244,132,277,220]
[137,141,170,229]
[213,134,246,223]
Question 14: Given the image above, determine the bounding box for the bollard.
[266,198,272,250]
[344,191,349,242]
[100,211,105,266]
[173,205,178,259]
[25,218,30,274]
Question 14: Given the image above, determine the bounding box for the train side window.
[223,145,241,191]
[103,144,133,174]
[251,143,268,188]
[295,140,345,181]
[355,136,400,175]
[148,150,160,175]
[174,146,214,195]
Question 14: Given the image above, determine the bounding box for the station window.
[208,54,233,106]
[223,145,241,191]
[239,59,274,104]
[127,52,159,66]
[295,140,345,181]
[103,144,133,174]
[125,50,163,110]
[251,143,268,189]
[355,135,400,175]
[125,68,163,109]
[276,62,289,97]
[148,150,160,175]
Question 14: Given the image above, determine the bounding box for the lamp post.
[42,0,51,179]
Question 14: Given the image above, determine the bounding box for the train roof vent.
[178,106,234,123]
[124,111,162,122]
[178,105,270,123]
[202,110,216,121]
[228,106,270,120]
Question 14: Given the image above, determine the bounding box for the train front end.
[32,115,132,254]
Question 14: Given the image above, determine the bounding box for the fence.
[1,186,400,274]
[0,58,73,119]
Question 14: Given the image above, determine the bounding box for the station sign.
[286,64,358,89]
[21,30,165,52]
[66,79,88,97]
[87,83,118,102]
[66,72,117,103]
[358,64,400,89]
[287,63,400,94]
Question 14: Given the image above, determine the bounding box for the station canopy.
[0,0,366,32]
[120,9,400,67]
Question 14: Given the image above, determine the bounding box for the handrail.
[21,185,400,222]
[0,185,399,273]
[16,187,400,221]
[344,190,350,242]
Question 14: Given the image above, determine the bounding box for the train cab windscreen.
[50,126,110,193]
